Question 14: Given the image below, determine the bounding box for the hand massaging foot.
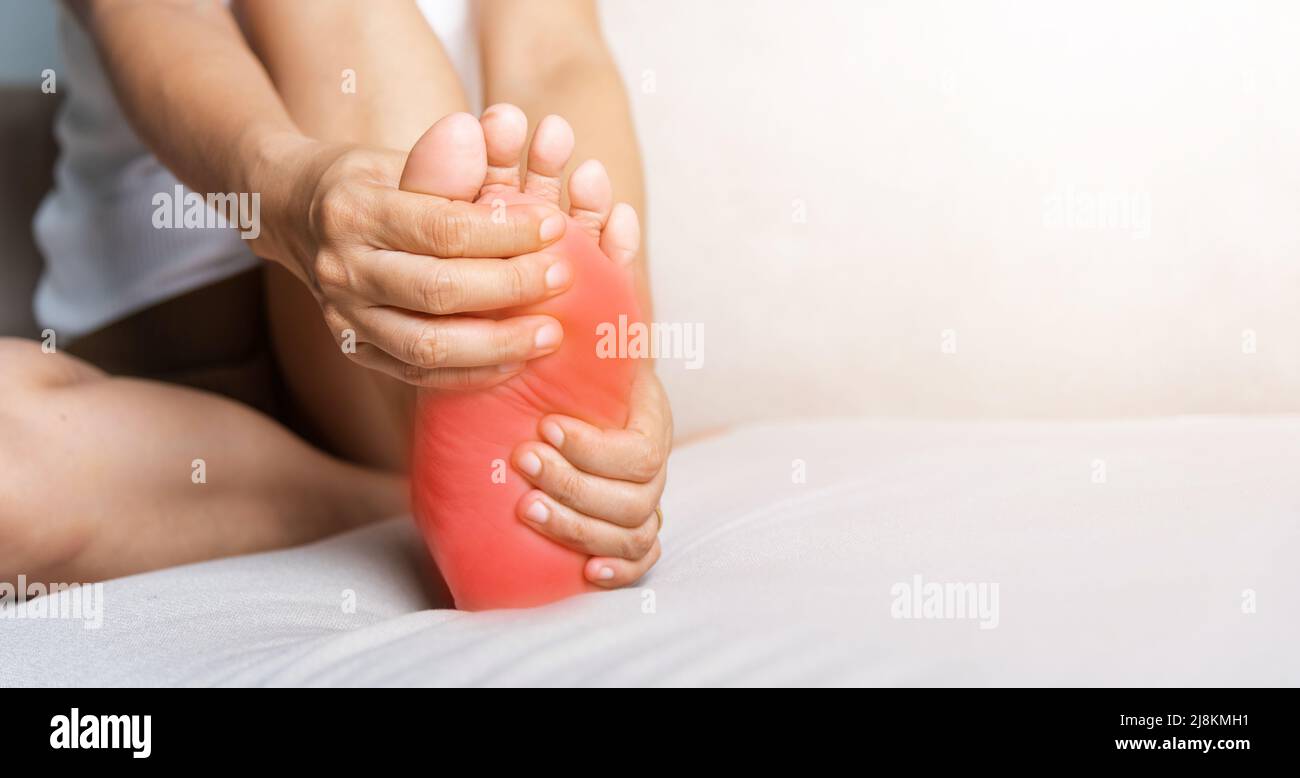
[402,107,643,610]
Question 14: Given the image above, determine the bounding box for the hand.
[256,137,573,389]
[511,365,673,588]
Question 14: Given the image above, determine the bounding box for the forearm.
[480,1,652,316]
[231,0,468,151]
[66,0,316,265]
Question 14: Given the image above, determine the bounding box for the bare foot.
[400,107,644,610]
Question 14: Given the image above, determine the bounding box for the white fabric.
[33,0,476,340]
[3,418,1295,687]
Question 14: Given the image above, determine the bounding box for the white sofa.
[4,417,1296,686]
[2,1,1297,686]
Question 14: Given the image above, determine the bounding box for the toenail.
[533,323,562,350]
[597,566,615,580]
[517,452,542,477]
[540,214,566,242]
[544,261,571,290]
[540,420,564,448]
[525,500,549,523]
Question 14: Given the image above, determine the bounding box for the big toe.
[399,112,487,201]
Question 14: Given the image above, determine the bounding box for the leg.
[236,0,475,469]
[0,338,405,583]
[66,269,278,415]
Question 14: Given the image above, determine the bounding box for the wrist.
[236,123,321,266]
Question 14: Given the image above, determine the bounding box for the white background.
[4,1,1297,435]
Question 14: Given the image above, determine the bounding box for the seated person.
[0,0,669,609]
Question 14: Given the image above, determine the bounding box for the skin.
[0,338,405,584]
[7,0,670,588]
[232,0,669,586]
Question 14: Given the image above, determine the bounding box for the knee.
[0,335,43,371]
[0,340,95,579]
[0,339,49,452]
[0,336,99,391]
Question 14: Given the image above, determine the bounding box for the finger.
[517,489,659,560]
[358,249,572,314]
[566,159,613,239]
[513,443,663,526]
[523,114,575,204]
[350,309,563,370]
[536,368,672,481]
[369,190,566,258]
[536,414,666,483]
[350,343,525,389]
[480,103,528,195]
[586,540,662,588]
[599,202,641,266]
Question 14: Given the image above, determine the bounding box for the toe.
[398,112,487,202]
[480,103,528,198]
[599,203,641,265]
[566,160,613,240]
[523,114,575,205]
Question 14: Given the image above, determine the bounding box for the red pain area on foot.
[412,192,642,610]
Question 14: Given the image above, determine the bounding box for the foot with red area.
[401,106,643,610]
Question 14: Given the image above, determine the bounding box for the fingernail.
[597,566,615,580]
[540,420,564,448]
[497,362,523,373]
[525,500,549,523]
[544,261,571,290]
[517,451,542,477]
[533,322,562,350]
[540,213,566,242]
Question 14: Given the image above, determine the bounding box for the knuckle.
[503,259,529,305]
[430,203,473,257]
[315,181,362,236]
[631,439,663,481]
[411,324,449,368]
[421,263,463,314]
[634,520,658,555]
[623,527,653,560]
[313,256,351,291]
[491,322,524,362]
[564,514,589,548]
[555,470,584,504]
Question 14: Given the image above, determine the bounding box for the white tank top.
[33,0,479,340]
